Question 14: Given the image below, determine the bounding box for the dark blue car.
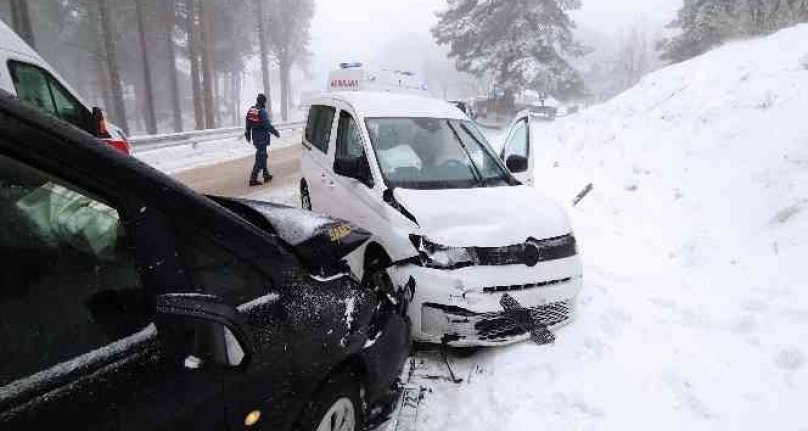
[0,92,410,430]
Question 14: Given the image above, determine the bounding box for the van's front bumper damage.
[389,256,583,347]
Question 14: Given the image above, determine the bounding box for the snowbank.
[421,24,808,430]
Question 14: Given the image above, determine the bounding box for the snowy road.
[135,130,303,206]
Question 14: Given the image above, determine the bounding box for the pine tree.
[659,0,730,63]
[95,0,128,133]
[660,0,808,63]
[256,0,273,119]
[432,0,588,102]
[9,0,35,48]
[268,0,314,121]
[135,0,158,134]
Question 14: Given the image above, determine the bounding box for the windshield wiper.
[446,122,486,187]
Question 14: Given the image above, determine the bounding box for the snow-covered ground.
[479,124,509,153]
[133,129,301,175]
[411,24,808,430]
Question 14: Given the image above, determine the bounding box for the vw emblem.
[523,242,541,267]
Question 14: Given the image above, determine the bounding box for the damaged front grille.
[474,234,577,266]
[481,277,572,294]
[467,234,577,267]
[421,300,572,342]
[412,234,578,270]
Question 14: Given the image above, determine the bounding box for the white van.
[0,20,130,154]
[299,91,582,346]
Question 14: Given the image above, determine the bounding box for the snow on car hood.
[394,185,571,247]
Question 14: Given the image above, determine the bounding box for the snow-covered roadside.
[133,129,302,175]
[415,24,808,430]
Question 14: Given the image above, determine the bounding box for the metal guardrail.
[130,121,305,152]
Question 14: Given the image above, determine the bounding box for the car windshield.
[365,118,511,190]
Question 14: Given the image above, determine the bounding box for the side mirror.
[155,293,253,369]
[334,156,373,187]
[506,154,529,173]
[91,106,111,138]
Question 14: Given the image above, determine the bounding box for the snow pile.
[421,25,808,430]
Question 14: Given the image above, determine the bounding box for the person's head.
[256,93,267,107]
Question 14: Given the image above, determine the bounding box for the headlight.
[410,235,477,269]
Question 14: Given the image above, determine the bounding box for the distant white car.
[299,91,582,346]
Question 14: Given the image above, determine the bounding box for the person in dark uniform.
[245,94,281,186]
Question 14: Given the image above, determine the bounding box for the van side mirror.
[506,155,529,173]
[334,156,373,187]
[155,293,253,369]
[91,106,111,138]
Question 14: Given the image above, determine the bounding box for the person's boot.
[263,173,273,182]
[249,179,262,186]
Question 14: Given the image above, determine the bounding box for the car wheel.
[301,179,312,210]
[297,370,364,431]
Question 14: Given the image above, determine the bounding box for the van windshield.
[365,118,512,190]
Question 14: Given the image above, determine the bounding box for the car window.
[453,121,509,184]
[8,61,57,115]
[8,61,92,134]
[335,111,365,160]
[366,118,511,189]
[0,152,148,389]
[175,228,274,307]
[48,76,91,131]
[305,105,336,153]
[335,111,373,187]
[503,118,528,160]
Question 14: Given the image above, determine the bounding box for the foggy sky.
[304,0,682,93]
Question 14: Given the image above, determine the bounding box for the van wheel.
[296,370,364,431]
[301,179,312,210]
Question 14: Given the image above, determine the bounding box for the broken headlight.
[410,235,477,269]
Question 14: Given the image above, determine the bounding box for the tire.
[300,179,312,210]
[296,370,364,431]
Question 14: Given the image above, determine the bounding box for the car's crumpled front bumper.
[389,256,583,347]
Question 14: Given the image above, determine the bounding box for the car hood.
[210,197,370,271]
[394,186,571,247]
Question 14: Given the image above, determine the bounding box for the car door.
[326,108,380,231]
[301,104,337,213]
[0,149,226,429]
[167,223,301,430]
[500,116,532,185]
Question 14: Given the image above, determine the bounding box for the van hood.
[394,186,571,248]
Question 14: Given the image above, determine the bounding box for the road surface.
[172,144,302,203]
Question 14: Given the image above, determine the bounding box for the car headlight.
[410,235,477,269]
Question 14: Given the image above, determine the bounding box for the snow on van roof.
[322,91,467,120]
[0,19,44,62]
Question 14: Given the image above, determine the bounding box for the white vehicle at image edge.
[0,20,130,155]
[300,91,582,346]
